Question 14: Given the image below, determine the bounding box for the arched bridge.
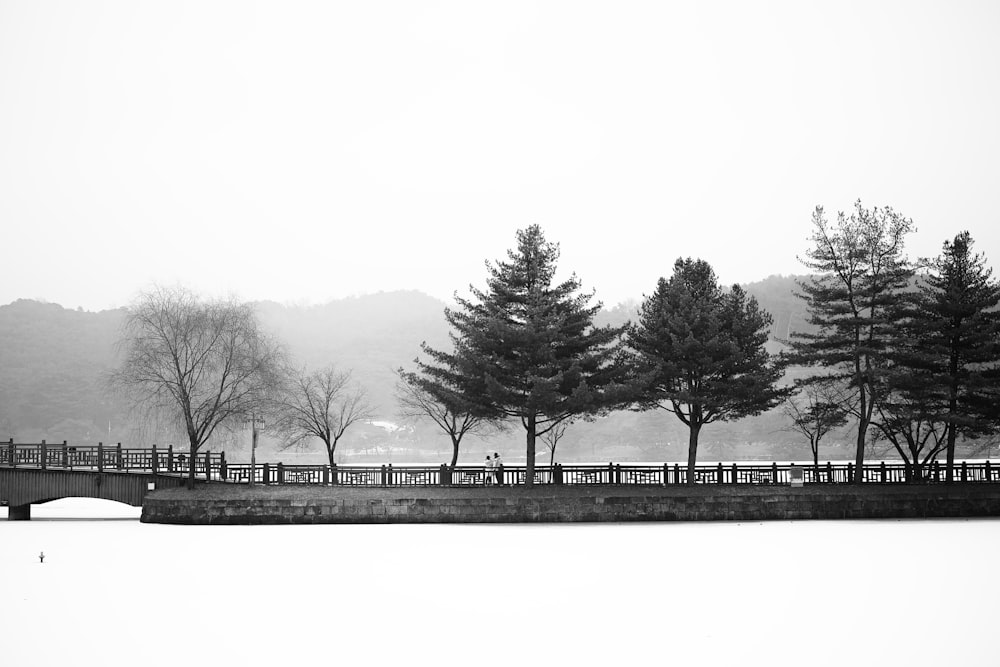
[0,468,189,519]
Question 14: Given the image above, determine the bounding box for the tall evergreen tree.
[894,231,1000,482]
[628,258,787,484]
[416,225,628,486]
[787,201,914,483]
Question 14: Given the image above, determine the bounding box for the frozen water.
[2,498,997,667]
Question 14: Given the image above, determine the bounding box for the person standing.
[484,454,493,485]
[492,451,503,486]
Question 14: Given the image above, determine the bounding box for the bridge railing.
[4,441,1000,486]
[2,441,225,481]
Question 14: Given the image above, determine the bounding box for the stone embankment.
[141,484,1000,524]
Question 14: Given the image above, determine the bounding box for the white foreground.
[1,498,997,667]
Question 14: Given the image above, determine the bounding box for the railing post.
[61,441,68,468]
[263,463,271,485]
[673,463,680,484]
[614,464,621,485]
[151,444,158,474]
[717,462,723,484]
[322,465,330,485]
[772,462,778,484]
[934,460,940,482]
[98,442,104,472]
[880,461,886,483]
[220,452,227,481]
[731,463,738,485]
[607,462,613,484]
[8,440,14,468]
[277,462,284,485]
[116,443,123,470]
[986,460,992,482]
[41,440,47,470]
[847,462,853,483]
[961,461,968,483]
[380,465,387,486]
[205,451,211,481]
[826,461,833,483]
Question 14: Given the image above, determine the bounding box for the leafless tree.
[540,419,571,467]
[109,286,284,487]
[395,368,500,468]
[783,380,851,470]
[272,365,373,467]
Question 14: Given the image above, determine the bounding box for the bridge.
[0,441,223,520]
[4,440,1000,519]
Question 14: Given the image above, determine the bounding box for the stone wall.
[140,484,1000,524]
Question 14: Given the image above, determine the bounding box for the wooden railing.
[219,460,1000,486]
[4,441,999,486]
[1,440,226,481]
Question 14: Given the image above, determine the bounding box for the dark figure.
[39,552,44,563]
[493,452,503,485]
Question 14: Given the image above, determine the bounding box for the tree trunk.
[854,388,868,485]
[549,446,555,468]
[326,438,336,469]
[450,436,460,469]
[811,437,820,480]
[685,423,701,485]
[945,422,957,484]
[525,414,536,488]
[187,441,197,490]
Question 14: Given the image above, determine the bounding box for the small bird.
[39,552,44,563]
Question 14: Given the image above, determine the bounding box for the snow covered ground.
[2,498,998,667]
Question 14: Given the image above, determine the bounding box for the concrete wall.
[141,485,1000,524]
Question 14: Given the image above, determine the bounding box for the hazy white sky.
[2,0,998,311]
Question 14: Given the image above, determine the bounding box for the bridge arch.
[0,469,187,519]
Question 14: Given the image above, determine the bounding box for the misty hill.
[0,277,835,463]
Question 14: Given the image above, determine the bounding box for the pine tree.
[787,201,914,483]
[628,258,787,484]
[417,225,629,486]
[895,231,1000,482]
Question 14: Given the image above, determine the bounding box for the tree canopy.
[628,258,787,483]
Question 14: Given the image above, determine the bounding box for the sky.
[1,0,999,311]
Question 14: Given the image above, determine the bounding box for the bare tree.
[783,381,850,470]
[273,365,373,467]
[395,368,499,468]
[109,286,284,487]
[540,419,571,467]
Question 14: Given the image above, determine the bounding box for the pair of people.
[484,452,503,486]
